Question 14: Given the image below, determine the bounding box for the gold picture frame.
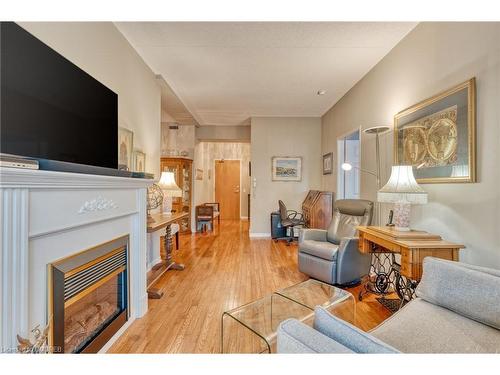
[394,78,476,183]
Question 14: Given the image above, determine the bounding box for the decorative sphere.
[147,184,164,212]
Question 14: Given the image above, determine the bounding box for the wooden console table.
[357,226,465,305]
[147,211,189,299]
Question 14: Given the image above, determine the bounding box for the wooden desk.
[357,226,465,281]
[147,212,189,299]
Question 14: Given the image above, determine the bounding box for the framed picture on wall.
[195,168,203,180]
[271,156,302,181]
[133,150,146,172]
[394,77,476,183]
[322,152,333,175]
[118,127,134,171]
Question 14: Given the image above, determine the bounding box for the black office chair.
[276,200,305,245]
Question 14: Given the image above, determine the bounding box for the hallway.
[110,220,390,353]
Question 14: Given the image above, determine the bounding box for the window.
[337,129,360,199]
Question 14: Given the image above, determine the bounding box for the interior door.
[215,160,240,220]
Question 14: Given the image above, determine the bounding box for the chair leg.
[175,232,179,250]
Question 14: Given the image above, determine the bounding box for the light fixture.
[317,89,327,95]
[158,171,182,215]
[341,125,391,225]
[377,165,428,231]
[341,162,352,171]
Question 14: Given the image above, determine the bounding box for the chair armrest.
[299,229,327,243]
[287,210,303,221]
[277,319,354,353]
[336,237,371,285]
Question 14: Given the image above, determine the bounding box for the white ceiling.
[115,22,417,126]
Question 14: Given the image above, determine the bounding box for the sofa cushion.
[371,298,500,353]
[416,257,500,329]
[299,240,338,261]
[277,319,354,353]
[313,307,399,353]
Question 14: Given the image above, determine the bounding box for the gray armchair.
[298,199,374,285]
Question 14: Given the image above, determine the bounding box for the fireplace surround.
[0,167,151,353]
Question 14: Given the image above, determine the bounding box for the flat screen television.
[0,22,119,175]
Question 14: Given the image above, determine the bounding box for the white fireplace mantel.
[0,167,152,352]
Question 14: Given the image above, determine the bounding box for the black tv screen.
[0,22,118,171]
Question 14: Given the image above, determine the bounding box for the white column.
[131,187,148,318]
[1,188,29,352]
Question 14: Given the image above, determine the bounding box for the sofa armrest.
[299,229,327,243]
[277,319,354,353]
[336,237,372,285]
[313,307,399,353]
[416,257,500,329]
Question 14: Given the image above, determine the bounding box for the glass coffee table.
[221,279,355,353]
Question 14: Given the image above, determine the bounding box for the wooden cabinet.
[301,190,334,229]
[160,157,193,233]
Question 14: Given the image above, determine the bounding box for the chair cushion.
[327,212,364,244]
[314,307,399,353]
[326,200,373,244]
[416,257,500,330]
[197,215,213,220]
[371,298,500,353]
[299,240,339,261]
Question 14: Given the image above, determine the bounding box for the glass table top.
[223,293,312,342]
[221,279,354,353]
[275,279,352,310]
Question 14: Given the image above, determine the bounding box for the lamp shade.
[158,172,182,197]
[377,166,427,204]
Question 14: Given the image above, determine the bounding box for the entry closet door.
[215,160,240,220]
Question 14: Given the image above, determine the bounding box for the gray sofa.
[298,199,373,285]
[278,257,500,353]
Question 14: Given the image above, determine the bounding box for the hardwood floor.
[109,220,391,353]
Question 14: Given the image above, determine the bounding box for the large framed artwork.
[271,156,302,181]
[323,152,333,175]
[394,78,476,183]
[118,127,134,171]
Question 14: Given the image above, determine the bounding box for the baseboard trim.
[249,232,271,238]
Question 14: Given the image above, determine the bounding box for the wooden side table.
[146,211,189,299]
[357,226,465,306]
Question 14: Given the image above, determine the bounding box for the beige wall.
[19,22,162,177]
[196,125,251,142]
[250,117,322,235]
[193,142,251,223]
[321,22,500,268]
[161,124,196,159]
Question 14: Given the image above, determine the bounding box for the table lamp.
[377,165,427,231]
[158,171,182,215]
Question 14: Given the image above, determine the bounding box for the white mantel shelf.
[0,166,153,353]
[0,167,152,189]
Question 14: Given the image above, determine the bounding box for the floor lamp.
[341,125,390,226]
